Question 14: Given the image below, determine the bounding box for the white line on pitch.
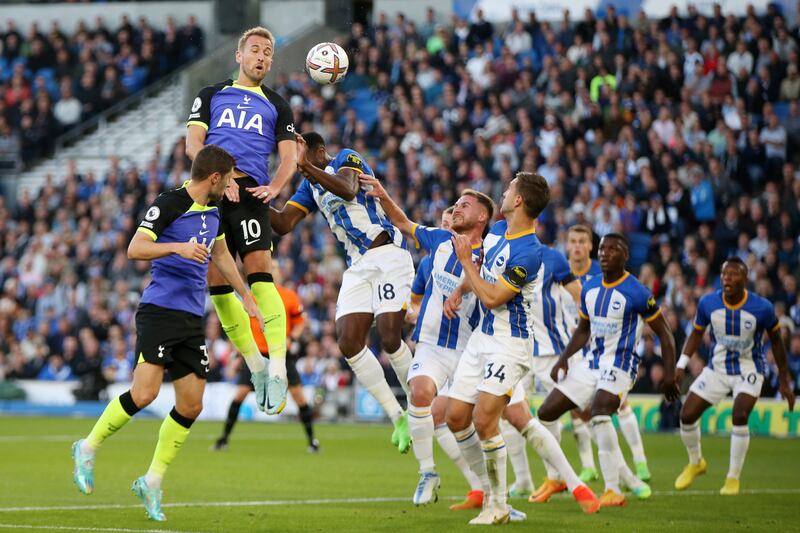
[0,434,359,443]
[0,525,208,533]
[1,489,799,513]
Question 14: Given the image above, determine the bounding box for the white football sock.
[453,424,490,494]
[572,418,596,470]
[481,434,508,509]
[680,420,703,464]
[538,419,563,480]
[435,424,483,491]
[408,404,435,472]
[522,418,583,492]
[500,419,533,491]
[386,342,412,395]
[592,415,622,493]
[346,347,403,422]
[728,425,750,479]
[618,405,647,465]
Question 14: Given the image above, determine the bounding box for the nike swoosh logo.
[245,238,260,245]
[199,230,209,235]
[266,396,275,411]
[237,105,252,109]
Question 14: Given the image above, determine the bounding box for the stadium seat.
[628,233,652,270]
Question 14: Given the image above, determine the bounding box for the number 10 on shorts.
[485,362,506,383]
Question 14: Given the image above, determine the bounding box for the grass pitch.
[0,415,797,532]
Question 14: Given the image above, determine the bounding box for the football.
[306,42,349,84]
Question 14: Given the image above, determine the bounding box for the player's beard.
[245,63,267,84]
[450,217,472,233]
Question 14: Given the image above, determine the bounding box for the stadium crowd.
[0,4,799,414]
[0,14,205,164]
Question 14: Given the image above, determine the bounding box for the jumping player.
[72,146,262,521]
[186,26,297,414]
[270,132,413,452]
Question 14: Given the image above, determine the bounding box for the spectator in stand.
[0,15,205,165]
[53,79,82,132]
[1,4,799,413]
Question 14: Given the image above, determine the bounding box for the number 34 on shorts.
[484,362,507,383]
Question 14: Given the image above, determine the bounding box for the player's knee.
[446,407,470,433]
[337,335,364,359]
[537,401,558,422]
[731,411,749,426]
[473,409,496,438]
[180,400,203,420]
[130,387,158,408]
[679,404,701,426]
[234,386,250,403]
[379,333,402,355]
[410,382,435,407]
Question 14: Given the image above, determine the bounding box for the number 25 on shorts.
[485,362,507,383]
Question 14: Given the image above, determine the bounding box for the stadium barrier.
[525,395,800,438]
[3,381,797,437]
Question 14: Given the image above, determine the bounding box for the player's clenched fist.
[451,234,473,263]
[175,242,210,263]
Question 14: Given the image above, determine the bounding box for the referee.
[186,26,297,414]
[72,145,263,521]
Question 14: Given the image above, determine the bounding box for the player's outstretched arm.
[269,203,307,235]
[210,236,264,329]
[292,137,359,200]
[648,312,680,401]
[767,327,796,411]
[127,231,209,263]
[359,174,415,236]
[550,317,591,382]
[452,234,515,310]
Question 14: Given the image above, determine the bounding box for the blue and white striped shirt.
[531,247,576,356]
[693,290,779,376]
[579,272,661,378]
[478,220,543,339]
[410,225,480,352]
[287,149,404,266]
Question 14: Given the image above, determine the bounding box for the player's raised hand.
[296,133,307,160]
[359,174,385,198]
[443,290,462,319]
[452,234,472,263]
[246,185,277,204]
[404,308,418,326]
[225,179,240,203]
[175,242,209,263]
[780,376,796,411]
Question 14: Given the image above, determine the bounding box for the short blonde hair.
[238,26,275,51]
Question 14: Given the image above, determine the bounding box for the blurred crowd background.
[0,4,799,417]
[0,14,204,164]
